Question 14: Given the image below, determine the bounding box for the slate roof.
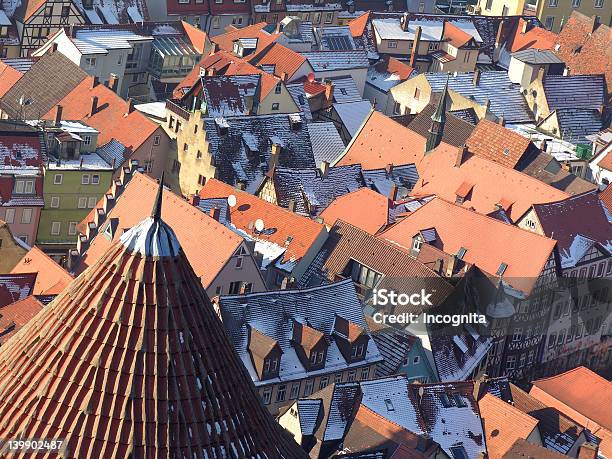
[361,163,419,198]
[425,71,532,124]
[380,198,557,295]
[408,101,475,148]
[10,246,73,295]
[203,113,315,193]
[272,164,365,215]
[548,108,603,145]
[430,330,492,382]
[300,220,454,313]
[72,0,149,24]
[330,76,362,103]
[333,100,373,137]
[287,83,313,121]
[0,273,36,308]
[367,57,415,93]
[0,52,88,119]
[306,122,345,166]
[200,74,259,117]
[302,50,369,71]
[532,190,612,268]
[218,279,383,385]
[512,49,563,64]
[366,321,417,377]
[71,29,153,54]
[0,295,43,345]
[296,399,323,436]
[542,74,606,112]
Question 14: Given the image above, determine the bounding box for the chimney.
[472,69,481,86]
[563,66,570,76]
[51,43,58,53]
[269,143,281,170]
[409,26,422,68]
[400,12,409,31]
[446,254,457,277]
[537,66,546,81]
[389,183,398,201]
[91,76,99,89]
[385,163,393,176]
[54,105,63,126]
[320,161,329,179]
[90,96,99,116]
[578,443,599,459]
[209,42,218,54]
[280,72,288,82]
[540,138,548,152]
[126,98,135,115]
[190,195,200,206]
[455,145,468,167]
[590,15,600,33]
[287,198,296,212]
[433,258,443,274]
[108,73,119,92]
[498,115,505,126]
[416,433,433,452]
[209,207,221,221]
[324,79,334,108]
[207,67,216,76]
[520,19,528,34]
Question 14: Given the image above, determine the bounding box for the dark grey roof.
[0,52,88,119]
[425,71,533,124]
[218,280,383,385]
[361,164,419,199]
[430,330,492,382]
[543,74,605,112]
[302,50,369,72]
[200,75,259,117]
[553,108,603,145]
[330,76,362,103]
[408,101,476,147]
[297,399,323,436]
[512,49,564,64]
[203,113,315,193]
[95,139,127,170]
[449,108,479,125]
[369,327,415,377]
[307,122,346,167]
[197,197,230,224]
[273,164,365,215]
[287,83,313,121]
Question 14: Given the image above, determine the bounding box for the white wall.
[589,144,612,186]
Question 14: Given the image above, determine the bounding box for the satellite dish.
[227,194,237,207]
[307,72,315,83]
[254,219,264,232]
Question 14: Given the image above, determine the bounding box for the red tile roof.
[199,179,325,264]
[443,22,474,48]
[478,393,540,459]
[0,61,23,98]
[211,23,279,55]
[320,187,389,234]
[600,184,612,211]
[181,20,208,53]
[374,56,415,80]
[43,77,160,151]
[173,50,237,99]
[510,19,558,52]
[77,173,243,287]
[531,367,612,431]
[249,43,307,79]
[10,246,73,295]
[413,143,569,222]
[598,149,612,172]
[554,12,612,95]
[0,295,43,345]
[0,273,36,308]
[503,439,567,459]
[348,11,371,38]
[466,119,531,168]
[336,111,427,169]
[380,197,557,294]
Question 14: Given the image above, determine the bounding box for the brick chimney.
[54,105,63,126]
[520,19,529,34]
[409,26,422,68]
[578,443,599,459]
[455,145,468,167]
[207,67,216,76]
[446,254,457,277]
[190,195,200,206]
[126,98,135,115]
[287,198,296,212]
[269,143,281,170]
[108,73,118,92]
[400,12,409,31]
[280,72,288,82]
[590,15,600,32]
[324,79,334,108]
[90,96,99,116]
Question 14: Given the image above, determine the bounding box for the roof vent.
[215,117,229,136]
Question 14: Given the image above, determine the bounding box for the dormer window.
[263,356,279,373]
[310,350,324,364]
[351,343,365,358]
[412,236,423,252]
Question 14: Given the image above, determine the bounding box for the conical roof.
[0,179,306,458]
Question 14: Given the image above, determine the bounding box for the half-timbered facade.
[13,0,85,56]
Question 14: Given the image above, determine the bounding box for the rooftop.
[0,273,36,308]
[302,50,369,72]
[465,119,531,168]
[320,187,391,234]
[306,122,345,166]
[10,246,73,295]
[71,29,153,55]
[542,74,605,112]
[0,295,43,345]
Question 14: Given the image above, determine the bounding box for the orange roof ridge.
[348,11,371,38]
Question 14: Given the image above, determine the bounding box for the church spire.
[425,74,449,154]
[151,172,164,221]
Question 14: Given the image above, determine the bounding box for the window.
[44,5,53,16]
[262,387,272,404]
[289,383,300,399]
[91,174,100,185]
[51,196,60,208]
[571,0,581,8]
[82,174,90,185]
[506,355,516,370]
[272,103,280,111]
[512,328,522,342]
[87,197,97,208]
[153,135,161,146]
[197,150,203,159]
[393,102,401,115]
[485,0,493,9]
[347,370,356,382]
[68,221,78,235]
[453,393,467,408]
[172,160,181,173]
[51,221,61,235]
[414,87,421,100]
[334,373,343,383]
[324,12,333,24]
[528,350,534,365]
[18,235,27,244]
[548,0,558,6]
[183,143,189,152]
[61,5,70,17]
[132,73,139,83]
[276,384,286,402]
[544,16,555,30]
[4,208,15,224]
[235,257,243,269]
[85,57,97,68]
[450,446,469,459]
[318,376,329,390]
[360,367,370,380]
[14,179,34,194]
[413,356,420,364]
[212,16,220,29]
[388,40,398,49]
[52,173,63,185]
[313,12,321,24]
[78,197,88,209]
[198,175,206,186]
[463,51,471,63]
[384,399,395,411]
[275,83,282,94]
[594,0,603,7]
[304,379,314,396]
[21,208,32,224]
[428,42,439,51]
[548,333,557,348]
[351,344,364,358]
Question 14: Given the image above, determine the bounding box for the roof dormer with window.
[248,325,283,380]
[333,314,369,364]
[292,320,328,371]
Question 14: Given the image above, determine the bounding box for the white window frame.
[387,40,398,49]
[54,174,63,185]
[21,208,32,224]
[4,208,15,224]
[81,174,90,185]
[78,197,88,209]
[51,221,61,235]
[594,0,603,7]
[50,196,60,208]
[91,174,100,185]
[153,135,161,146]
[68,221,78,235]
[87,196,97,208]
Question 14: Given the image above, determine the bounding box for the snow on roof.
[297,399,323,436]
[126,5,143,22]
[0,0,20,18]
[120,216,181,257]
[218,279,383,385]
[302,50,369,72]
[47,152,113,170]
[0,9,11,25]
[59,120,98,134]
[95,139,126,169]
[134,101,167,119]
[331,76,362,103]
[72,29,153,55]
[333,100,372,136]
[307,122,345,167]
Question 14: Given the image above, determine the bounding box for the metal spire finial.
[151,172,164,221]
